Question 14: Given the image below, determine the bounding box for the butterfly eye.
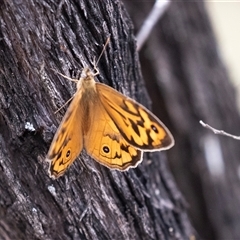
[102,145,110,153]
[151,124,158,133]
[66,149,71,159]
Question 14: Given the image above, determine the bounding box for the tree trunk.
[0,0,194,239]
[124,1,240,239]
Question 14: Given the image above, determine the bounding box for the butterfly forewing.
[46,89,84,178]
[96,83,174,151]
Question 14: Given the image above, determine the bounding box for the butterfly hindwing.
[84,98,142,170]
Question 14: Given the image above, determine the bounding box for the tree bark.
[124,1,240,239]
[0,0,194,239]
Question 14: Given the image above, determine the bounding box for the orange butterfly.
[46,67,174,179]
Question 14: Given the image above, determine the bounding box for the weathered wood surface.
[0,0,195,239]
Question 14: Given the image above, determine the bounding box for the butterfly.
[46,67,174,179]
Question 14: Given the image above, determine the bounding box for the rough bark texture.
[124,1,240,239]
[0,0,195,240]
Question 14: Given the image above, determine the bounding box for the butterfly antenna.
[93,37,110,71]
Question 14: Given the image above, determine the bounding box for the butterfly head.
[81,67,99,79]
[78,67,99,92]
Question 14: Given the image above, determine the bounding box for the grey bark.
[0,0,194,240]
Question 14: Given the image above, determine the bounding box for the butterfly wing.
[84,98,142,171]
[96,83,174,151]
[46,90,84,178]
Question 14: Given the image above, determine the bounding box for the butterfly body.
[46,67,174,179]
